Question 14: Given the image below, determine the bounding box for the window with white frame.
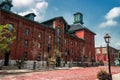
[38,32,41,38]
[38,43,41,48]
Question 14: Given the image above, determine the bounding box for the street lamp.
[104,33,112,80]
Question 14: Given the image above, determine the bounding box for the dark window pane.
[25,29,30,36]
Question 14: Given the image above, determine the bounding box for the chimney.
[24,13,36,21]
[0,0,13,11]
[73,12,84,24]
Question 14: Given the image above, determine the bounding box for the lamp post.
[104,33,112,80]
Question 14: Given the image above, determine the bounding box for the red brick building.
[0,1,95,67]
[95,46,119,65]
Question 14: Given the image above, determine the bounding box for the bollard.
[33,61,36,70]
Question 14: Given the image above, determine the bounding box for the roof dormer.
[24,13,36,21]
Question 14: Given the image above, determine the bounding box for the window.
[102,48,107,54]
[29,15,34,20]
[71,41,73,45]
[65,49,68,56]
[57,28,61,36]
[37,53,41,61]
[24,40,29,47]
[48,44,52,52]
[23,52,28,61]
[48,35,52,43]
[25,28,30,36]
[3,4,10,11]
[57,28,61,46]
[58,38,60,46]
[75,42,77,46]
[68,49,70,55]
[38,43,41,48]
[96,48,100,54]
[77,14,80,21]
[65,40,67,44]
[74,15,77,22]
[38,32,41,38]
[49,35,52,40]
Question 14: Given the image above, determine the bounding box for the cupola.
[73,12,84,24]
[0,0,13,11]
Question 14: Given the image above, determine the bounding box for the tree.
[54,48,61,57]
[0,24,16,56]
[118,51,120,58]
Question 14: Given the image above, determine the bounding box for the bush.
[16,59,26,69]
[97,70,109,80]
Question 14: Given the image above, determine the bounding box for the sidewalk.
[0,67,70,75]
[0,67,120,80]
[0,69,33,74]
[112,73,120,80]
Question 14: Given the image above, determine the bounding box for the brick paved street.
[0,66,120,80]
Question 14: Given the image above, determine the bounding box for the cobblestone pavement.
[0,66,120,80]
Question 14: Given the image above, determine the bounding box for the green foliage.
[0,24,16,55]
[54,49,61,57]
[97,70,109,80]
[119,51,120,54]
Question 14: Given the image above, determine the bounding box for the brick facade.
[0,1,96,67]
[95,46,119,65]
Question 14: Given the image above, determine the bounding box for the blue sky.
[2,0,120,49]
[45,0,120,49]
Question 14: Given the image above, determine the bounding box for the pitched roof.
[41,16,68,25]
[0,9,54,30]
[69,23,96,35]
[24,13,36,17]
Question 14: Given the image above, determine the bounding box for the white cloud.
[99,7,120,28]
[105,7,120,20]
[35,1,48,10]
[12,0,48,21]
[13,0,34,8]
[99,19,117,28]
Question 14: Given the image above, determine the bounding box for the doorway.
[56,57,61,67]
[4,51,10,66]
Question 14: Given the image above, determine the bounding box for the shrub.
[97,70,109,80]
[16,59,26,69]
